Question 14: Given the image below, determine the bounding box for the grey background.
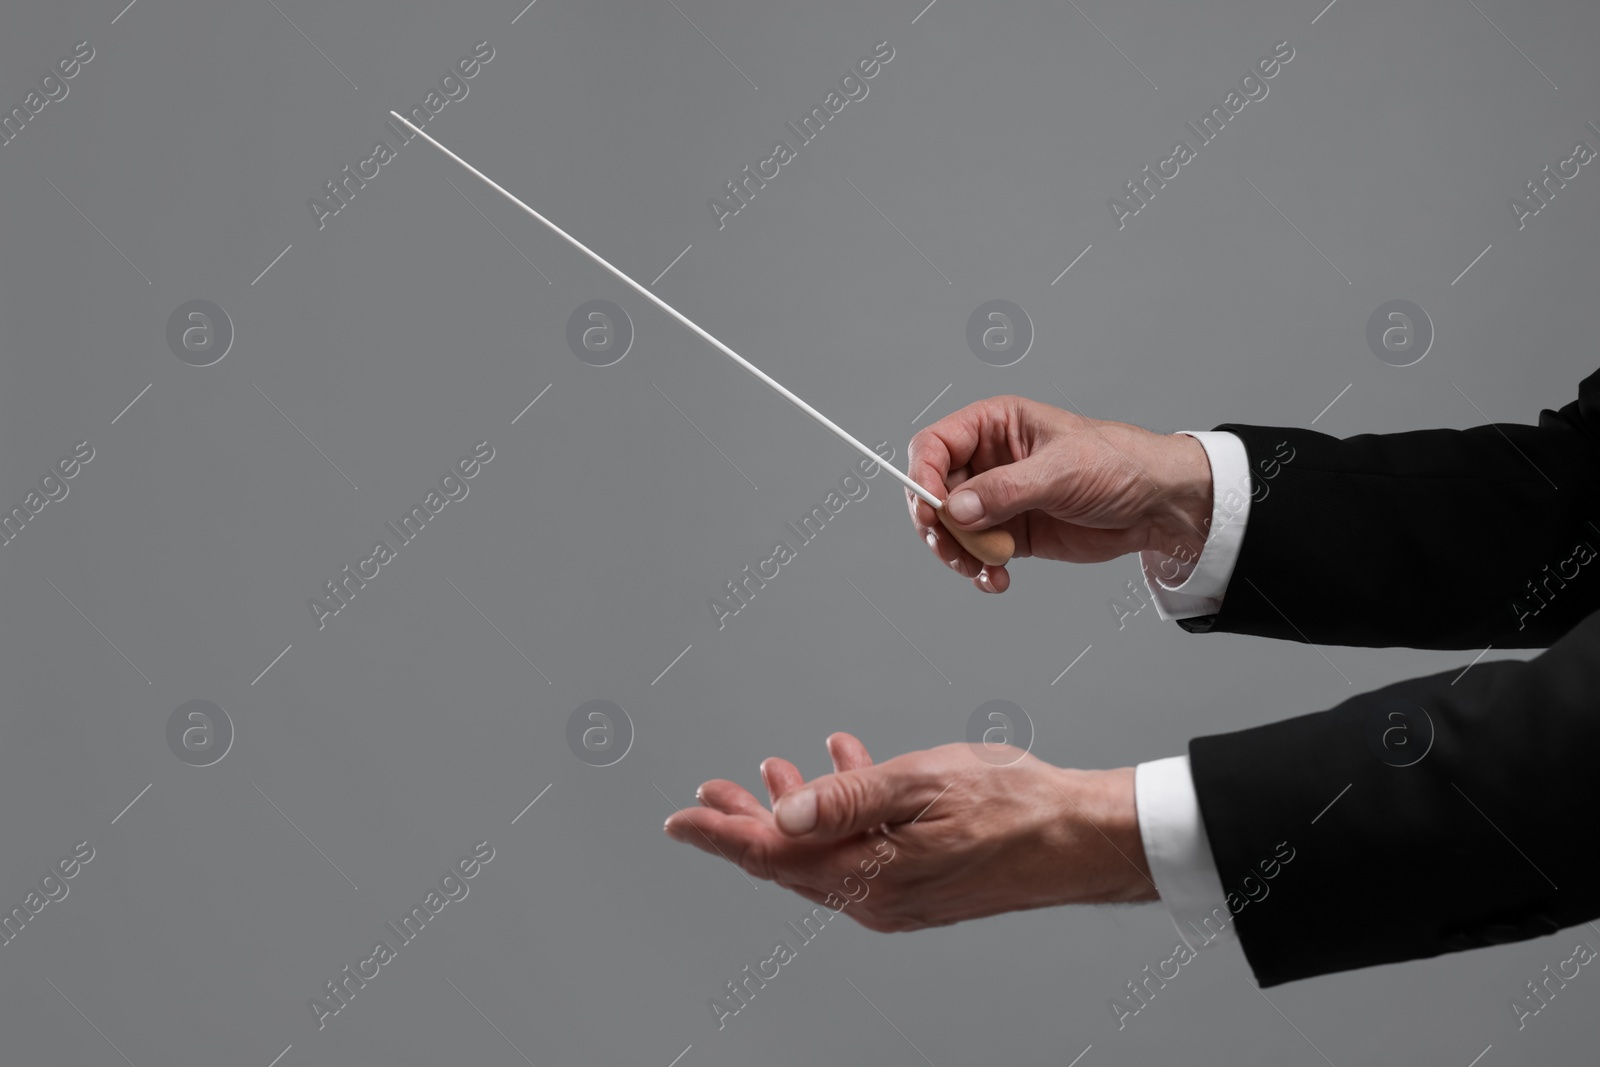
[0,0,1594,1063]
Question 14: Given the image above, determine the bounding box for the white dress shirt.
[1134,430,1254,947]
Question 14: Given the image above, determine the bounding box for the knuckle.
[825,776,870,834]
[736,840,776,882]
[987,477,1020,510]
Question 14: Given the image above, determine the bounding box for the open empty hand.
[663,732,1157,932]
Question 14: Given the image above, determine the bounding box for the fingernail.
[924,531,938,550]
[775,789,818,834]
[947,558,961,571]
[947,490,983,524]
[978,570,997,592]
[663,818,685,840]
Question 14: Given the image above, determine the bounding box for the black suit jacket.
[1183,366,1600,986]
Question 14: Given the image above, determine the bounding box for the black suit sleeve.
[1184,367,1600,985]
[1177,366,1600,650]
[1189,606,1600,987]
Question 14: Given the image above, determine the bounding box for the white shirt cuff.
[1141,431,1252,621]
[1135,755,1237,950]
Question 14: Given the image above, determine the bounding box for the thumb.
[942,451,1059,529]
[773,764,934,841]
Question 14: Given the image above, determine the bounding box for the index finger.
[907,397,1021,523]
[910,410,994,577]
[906,428,951,529]
[905,446,983,576]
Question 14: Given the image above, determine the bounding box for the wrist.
[1147,432,1213,560]
[1048,766,1159,906]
